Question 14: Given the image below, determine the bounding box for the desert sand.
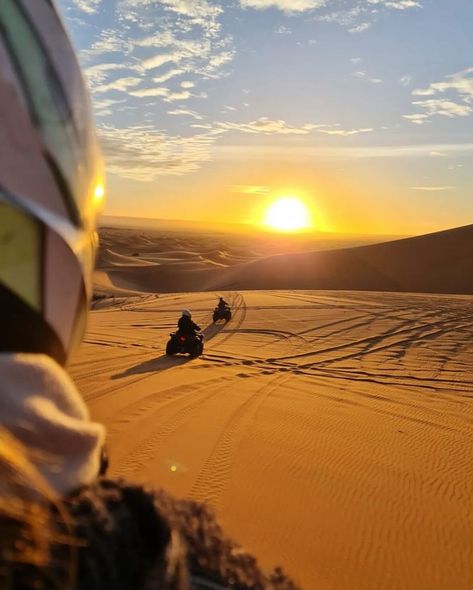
[71,225,473,590]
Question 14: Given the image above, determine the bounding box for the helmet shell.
[0,0,104,364]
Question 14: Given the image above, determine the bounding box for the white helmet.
[182,309,192,318]
[0,0,104,364]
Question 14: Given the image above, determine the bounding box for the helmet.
[0,0,104,365]
[182,309,192,318]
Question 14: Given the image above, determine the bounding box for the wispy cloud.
[84,63,134,86]
[402,113,430,125]
[217,117,374,136]
[72,0,101,13]
[78,0,234,113]
[240,0,326,12]
[168,109,203,119]
[130,87,170,98]
[351,70,382,84]
[99,124,223,181]
[367,0,421,9]
[218,117,320,134]
[275,25,292,34]
[94,77,142,93]
[409,186,454,191]
[316,0,421,33]
[399,75,413,86]
[233,185,271,194]
[142,53,179,71]
[412,99,472,118]
[405,67,473,123]
[317,127,373,136]
[153,69,186,84]
[211,143,473,161]
[349,22,371,33]
[412,67,473,101]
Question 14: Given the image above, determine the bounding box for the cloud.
[80,29,132,61]
[412,67,473,101]
[412,99,472,118]
[94,77,142,93]
[409,186,454,191]
[275,25,292,34]
[367,0,421,9]
[168,109,203,119]
[405,67,473,123]
[181,81,195,88]
[217,117,373,136]
[317,127,373,136]
[233,185,271,194]
[402,113,430,125]
[211,142,473,162]
[72,0,101,13]
[316,0,421,32]
[368,0,422,10]
[240,0,326,12]
[84,63,134,86]
[99,124,222,181]
[351,71,382,84]
[93,97,127,117]
[143,53,180,71]
[218,117,322,135]
[129,87,170,97]
[348,22,371,33]
[165,91,193,102]
[79,0,234,108]
[153,69,186,84]
[400,75,413,87]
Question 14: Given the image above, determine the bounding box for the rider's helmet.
[0,0,104,365]
[182,309,192,318]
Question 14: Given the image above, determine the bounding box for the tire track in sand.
[189,373,291,508]
[113,375,232,478]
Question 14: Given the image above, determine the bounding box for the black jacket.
[177,316,201,336]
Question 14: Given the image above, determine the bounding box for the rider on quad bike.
[178,309,201,336]
[217,296,229,310]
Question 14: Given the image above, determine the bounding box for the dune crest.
[95,224,473,297]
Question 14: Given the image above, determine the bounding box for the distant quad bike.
[213,305,232,323]
[166,332,204,357]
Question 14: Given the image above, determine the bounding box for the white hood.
[0,353,105,495]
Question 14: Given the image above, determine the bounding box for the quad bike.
[166,332,204,357]
[213,305,232,323]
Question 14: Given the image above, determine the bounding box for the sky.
[58,0,473,235]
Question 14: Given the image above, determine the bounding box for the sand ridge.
[71,288,473,590]
[95,224,473,296]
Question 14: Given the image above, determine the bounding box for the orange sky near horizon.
[61,0,473,238]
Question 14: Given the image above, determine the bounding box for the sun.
[263,196,312,232]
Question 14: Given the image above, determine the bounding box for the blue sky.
[58,0,473,234]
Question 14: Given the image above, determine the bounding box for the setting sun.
[263,197,313,232]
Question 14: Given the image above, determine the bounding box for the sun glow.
[263,196,313,232]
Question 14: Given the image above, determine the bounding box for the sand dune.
[71,289,473,590]
[96,225,473,296]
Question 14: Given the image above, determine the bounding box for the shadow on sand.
[112,320,229,379]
